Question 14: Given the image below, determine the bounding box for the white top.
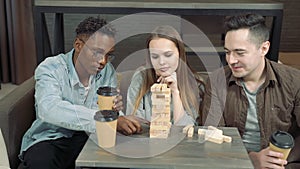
[0,130,10,168]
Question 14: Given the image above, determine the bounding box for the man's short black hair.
[75,16,116,38]
[224,13,270,47]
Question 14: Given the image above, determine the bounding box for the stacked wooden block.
[150,84,171,138]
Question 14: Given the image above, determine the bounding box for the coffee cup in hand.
[97,86,118,110]
[269,130,294,160]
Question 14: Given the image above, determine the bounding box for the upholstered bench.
[0,77,35,169]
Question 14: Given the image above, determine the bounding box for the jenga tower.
[150,83,171,138]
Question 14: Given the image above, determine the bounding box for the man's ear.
[261,41,270,56]
[74,38,82,52]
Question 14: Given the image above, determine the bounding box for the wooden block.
[151,83,171,92]
[205,129,222,139]
[151,100,171,105]
[208,126,220,131]
[196,127,231,144]
[151,115,170,123]
[207,126,223,135]
[207,136,223,144]
[187,126,194,137]
[223,135,232,143]
[150,124,170,130]
[198,128,206,135]
[150,83,159,92]
[150,129,170,138]
[205,129,223,144]
[182,124,194,134]
[150,128,170,133]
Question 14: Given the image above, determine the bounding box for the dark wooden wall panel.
[276,0,300,52]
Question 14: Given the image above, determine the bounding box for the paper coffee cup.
[269,130,294,160]
[94,110,119,148]
[97,87,118,110]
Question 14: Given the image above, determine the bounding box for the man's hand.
[117,115,143,135]
[249,147,287,169]
[113,94,123,112]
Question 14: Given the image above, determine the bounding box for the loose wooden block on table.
[197,126,232,144]
[223,135,232,142]
[187,126,194,137]
[205,130,223,144]
[182,124,194,134]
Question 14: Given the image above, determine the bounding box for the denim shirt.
[19,49,117,159]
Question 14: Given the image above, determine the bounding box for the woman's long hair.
[132,25,202,119]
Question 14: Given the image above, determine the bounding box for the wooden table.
[76,127,253,168]
[33,0,283,64]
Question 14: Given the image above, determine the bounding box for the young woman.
[120,25,204,135]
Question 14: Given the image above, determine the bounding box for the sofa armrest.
[0,77,36,169]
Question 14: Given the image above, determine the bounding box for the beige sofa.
[0,77,35,169]
[0,72,134,169]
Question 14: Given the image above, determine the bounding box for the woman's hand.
[157,72,179,93]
